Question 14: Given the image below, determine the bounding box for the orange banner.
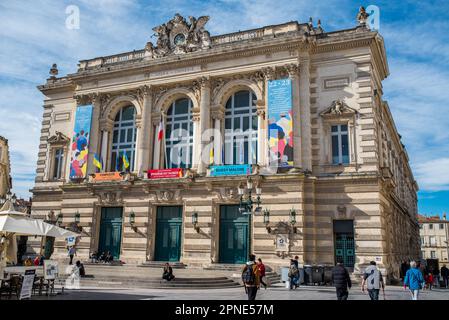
[91,172,123,181]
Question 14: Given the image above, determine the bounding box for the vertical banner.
[70,105,93,179]
[268,79,294,167]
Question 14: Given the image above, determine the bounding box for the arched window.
[165,98,193,168]
[110,106,136,171]
[224,90,258,165]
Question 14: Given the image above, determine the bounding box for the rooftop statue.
[357,6,369,28]
[146,13,211,59]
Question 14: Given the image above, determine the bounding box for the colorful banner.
[209,164,252,177]
[91,172,123,182]
[148,168,183,179]
[268,79,294,167]
[70,105,93,179]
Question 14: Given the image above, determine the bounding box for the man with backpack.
[288,259,299,289]
[361,261,385,300]
[331,258,352,300]
[241,254,261,300]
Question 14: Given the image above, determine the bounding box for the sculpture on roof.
[145,13,211,59]
[357,6,369,27]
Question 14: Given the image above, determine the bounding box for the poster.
[268,79,294,167]
[44,260,59,280]
[66,236,76,246]
[70,105,93,179]
[19,269,35,300]
[209,164,251,177]
[275,234,289,251]
[147,168,183,179]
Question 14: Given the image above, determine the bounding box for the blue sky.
[0,0,448,216]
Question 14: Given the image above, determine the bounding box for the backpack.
[288,264,299,277]
[242,265,256,285]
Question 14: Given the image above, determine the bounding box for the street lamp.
[56,213,63,226]
[192,212,200,233]
[238,176,262,215]
[263,208,271,233]
[290,208,297,233]
[129,211,136,225]
[74,211,81,224]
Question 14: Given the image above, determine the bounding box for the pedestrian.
[441,264,449,288]
[288,259,299,290]
[68,246,76,265]
[76,260,86,277]
[257,258,267,289]
[361,261,385,300]
[241,254,260,300]
[33,255,40,266]
[162,263,175,281]
[425,272,433,290]
[331,258,352,300]
[404,260,425,300]
[400,260,409,280]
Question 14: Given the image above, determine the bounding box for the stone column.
[256,106,266,166]
[286,63,302,169]
[152,115,162,169]
[298,55,312,171]
[197,77,210,175]
[87,93,101,175]
[191,112,201,170]
[99,118,113,172]
[136,85,152,177]
[211,107,224,165]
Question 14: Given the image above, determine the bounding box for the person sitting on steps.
[162,263,175,281]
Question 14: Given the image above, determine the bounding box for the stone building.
[30,9,419,281]
[0,136,12,198]
[418,214,449,264]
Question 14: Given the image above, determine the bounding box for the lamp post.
[192,212,200,233]
[290,208,297,233]
[74,211,81,224]
[129,211,136,225]
[263,208,271,233]
[56,213,63,227]
[238,177,262,215]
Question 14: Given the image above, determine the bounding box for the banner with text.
[70,105,93,179]
[209,164,252,177]
[148,168,183,179]
[268,79,294,167]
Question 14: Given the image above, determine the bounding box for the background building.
[30,9,419,281]
[0,136,12,198]
[418,214,449,264]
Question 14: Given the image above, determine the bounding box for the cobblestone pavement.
[31,284,449,300]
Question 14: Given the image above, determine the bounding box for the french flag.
[157,120,164,141]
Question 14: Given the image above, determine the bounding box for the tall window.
[331,124,349,164]
[111,106,136,171]
[224,90,258,165]
[165,98,193,169]
[429,224,433,229]
[53,148,64,179]
[431,251,436,259]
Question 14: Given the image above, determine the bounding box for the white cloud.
[414,158,449,191]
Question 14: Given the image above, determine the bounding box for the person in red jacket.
[425,273,434,290]
[257,258,267,289]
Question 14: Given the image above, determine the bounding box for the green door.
[154,206,182,262]
[219,205,250,264]
[335,234,355,268]
[98,207,123,260]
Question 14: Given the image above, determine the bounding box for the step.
[139,261,187,269]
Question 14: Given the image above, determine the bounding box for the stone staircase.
[139,261,187,269]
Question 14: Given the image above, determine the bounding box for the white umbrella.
[0,200,79,238]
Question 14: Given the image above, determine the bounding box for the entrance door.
[98,207,123,260]
[333,220,355,269]
[219,205,250,264]
[154,206,182,262]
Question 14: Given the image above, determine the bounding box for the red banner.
[147,168,183,179]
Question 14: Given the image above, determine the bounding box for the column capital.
[99,118,114,132]
[261,67,276,80]
[256,109,266,119]
[151,114,162,126]
[285,63,300,78]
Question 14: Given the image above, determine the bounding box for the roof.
[417,214,447,223]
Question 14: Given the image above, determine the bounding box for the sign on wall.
[209,164,252,177]
[267,79,294,167]
[69,105,93,179]
[275,234,289,251]
[91,172,123,182]
[147,168,183,179]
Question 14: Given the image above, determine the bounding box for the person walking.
[441,264,449,288]
[257,258,267,289]
[68,246,76,265]
[361,261,385,300]
[241,254,260,300]
[288,259,299,289]
[331,258,352,300]
[404,260,425,300]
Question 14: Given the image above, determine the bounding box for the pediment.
[48,131,70,144]
[320,99,357,117]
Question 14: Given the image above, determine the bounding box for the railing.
[79,50,146,70]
